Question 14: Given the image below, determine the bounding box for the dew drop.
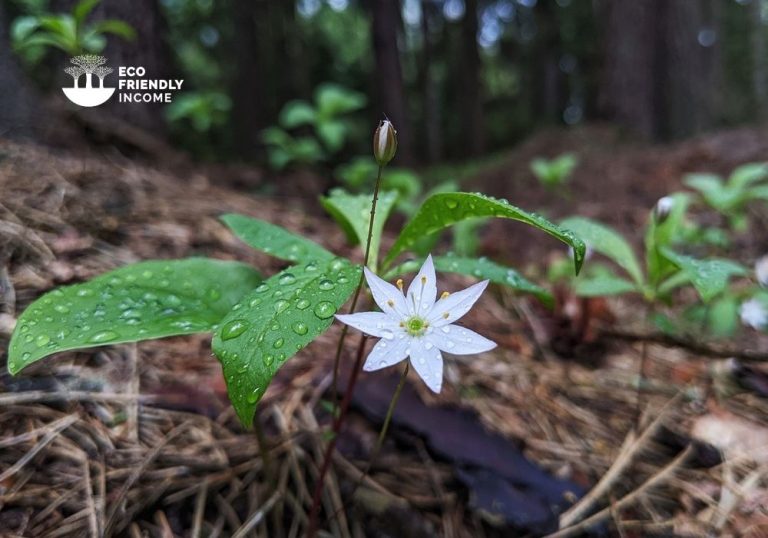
[313,301,336,319]
[54,304,70,314]
[221,319,250,340]
[88,330,118,343]
[274,300,290,314]
[424,342,434,350]
[255,283,269,293]
[249,297,263,307]
[318,279,335,291]
[279,273,297,285]
[445,199,458,209]
[246,388,260,404]
[273,338,284,349]
[292,322,308,335]
[296,299,310,310]
[263,354,275,366]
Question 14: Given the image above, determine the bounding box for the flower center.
[404,316,428,337]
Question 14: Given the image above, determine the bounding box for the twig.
[103,421,190,536]
[232,491,281,538]
[191,479,208,538]
[0,414,78,484]
[548,446,692,538]
[600,326,768,362]
[559,394,681,528]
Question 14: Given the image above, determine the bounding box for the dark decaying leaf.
[350,373,586,534]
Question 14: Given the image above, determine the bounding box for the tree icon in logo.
[62,55,116,107]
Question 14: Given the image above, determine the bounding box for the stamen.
[420,276,427,284]
[396,279,404,291]
[387,299,394,307]
[442,312,449,319]
[440,291,450,300]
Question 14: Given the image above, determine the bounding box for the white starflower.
[336,255,496,393]
[740,298,768,330]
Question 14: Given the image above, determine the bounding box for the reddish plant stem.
[306,333,368,537]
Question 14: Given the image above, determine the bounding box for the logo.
[62,54,115,107]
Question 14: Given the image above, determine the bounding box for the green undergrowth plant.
[262,83,366,170]
[530,152,578,191]
[557,193,749,337]
[7,122,586,430]
[684,162,768,232]
[11,0,135,62]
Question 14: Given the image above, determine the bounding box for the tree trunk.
[752,0,767,119]
[420,0,441,162]
[459,0,484,156]
[0,2,39,139]
[81,0,173,134]
[371,0,411,164]
[599,0,718,140]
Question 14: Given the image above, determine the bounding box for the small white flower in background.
[654,196,675,223]
[740,298,768,330]
[755,255,768,287]
[336,255,496,393]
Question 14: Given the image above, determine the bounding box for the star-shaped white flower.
[336,255,496,393]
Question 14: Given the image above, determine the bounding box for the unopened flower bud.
[373,119,397,166]
[756,255,768,287]
[654,196,674,223]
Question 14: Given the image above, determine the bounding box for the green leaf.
[707,295,739,338]
[212,258,361,427]
[8,258,262,374]
[220,214,335,264]
[384,192,586,273]
[316,120,346,152]
[74,0,100,25]
[320,189,398,270]
[384,255,553,307]
[279,100,316,128]
[729,162,768,190]
[560,216,643,285]
[660,248,747,302]
[314,83,366,117]
[574,275,638,297]
[88,20,136,40]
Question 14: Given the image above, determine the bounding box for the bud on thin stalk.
[373,119,397,166]
[654,196,674,223]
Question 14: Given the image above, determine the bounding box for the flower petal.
[335,312,399,338]
[427,280,489,327]
[408,338,443,393]
[363,337,409,372]
[427,324,496,355]
[406,255,437,315]
[364,267,408,317]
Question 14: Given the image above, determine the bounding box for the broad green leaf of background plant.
[660,248,746,302]
[729,162,768,189]
[560,216,643,285]
[385,255,553,307]
[575,274,638,297]
[280,100,316,128]
[7,258,262,374]
[320,189,398,269]
[315,83,366,118]
[384,192,586,273]
[212,258,361,427]
[221,214,335,263]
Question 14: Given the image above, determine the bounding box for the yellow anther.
[421,276,427,284]
[440,291,450,300]
[396,278,404,291]
[387,299,394,307]
[442,312,449,319]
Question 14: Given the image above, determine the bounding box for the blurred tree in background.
[2,0,768,165]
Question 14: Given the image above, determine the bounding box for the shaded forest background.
[1,0,767,167]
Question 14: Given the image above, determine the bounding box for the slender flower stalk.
[308,120,397,537]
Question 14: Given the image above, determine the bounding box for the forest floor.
[1,125,768,537]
